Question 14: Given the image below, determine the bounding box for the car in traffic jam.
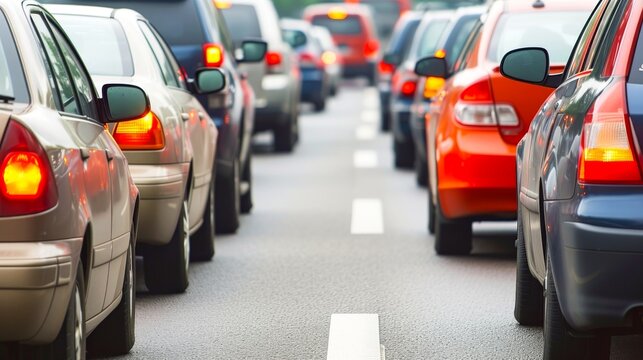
[2,0,643,359]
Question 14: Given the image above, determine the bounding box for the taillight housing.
[321,51,337,66]
[364,39,379,58]
[112,112,165,150]
[400,80,417,97]
[579,79,641,184]
[0,120,57,216]
[203,43,224,68]
[265,51,283,73]
[455,78,519,129]
[299,52,323,69]
[379,60,394,75]
[423,77,445,99]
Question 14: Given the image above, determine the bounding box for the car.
[311,25,343,97]
[304,3,380,86]
[410,6,484,187]
[0,0,151,357]
[343,0,412,41]
[501,0,642,358]
[48,5,233,293]
[282,19,330,112]
[218,0,301,153]
[390,10,453,169]
[415,0,593,254]
[378,11,422,132]
[44,0,268,233]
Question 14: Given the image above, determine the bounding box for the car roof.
[500,0,598,13]
[304,3,373,17]
[280,18,313,32]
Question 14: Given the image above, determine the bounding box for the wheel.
[190,171,216,261]
[428,188,436,235]
[514,207,544,326]
[543,255,611,360]
[215,159,240,234]
[380,111,391,132]
[87,245,135,356]
[240,151,253,214]
[434,196,472,255]
[143,199,190,293]
[394,138,415,169]
[368,72,376,87]
[274,112,295,153]
[415,157,428,187]
[330,83,338,97]
[313,96,326,112]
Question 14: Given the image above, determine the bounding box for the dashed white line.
[362,88,379,110]
[353,150,378,168]
[361,110,379,124]
[327,314,382,360]
[356,125,377,140]
[351,199,384,234]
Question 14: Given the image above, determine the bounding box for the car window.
[213,6,235,55]
[220,4,262,46]
[566,1,609,77]
[139,21,180,88]
[311,15,363,35]
[56,15,134,77]
[583,0,623,72]
[147,24,189,90]
[31,13,79,115]
[445,15,479,68]
[455,22,481,73]
[416,19,450,60]
[0,10,29,103]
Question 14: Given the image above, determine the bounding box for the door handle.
[105,150,114,161]
[181,113,190,122]
[80,148,90,161]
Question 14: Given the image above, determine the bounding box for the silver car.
[49,4,227,294]
[0,0,152,357]
[311,25,342,97]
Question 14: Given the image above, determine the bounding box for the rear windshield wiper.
[0,94,14,103]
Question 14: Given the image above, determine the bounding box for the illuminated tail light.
[265,51,283,73]
[400,80,417,97]
[299,52,323,69]
[455,78,519,129]
[378,60,394,75]
[112,112,165,150]
[321,51,337,66]
[579,80,641,183]
[0,120,57,216]
[423,77,445,99]
[203,43,224,68]
[363,40,379,58]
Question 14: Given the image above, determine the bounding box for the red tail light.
[579,79,641,184]
[0,120,57,216]
[299,52,323,68]
[364,40,379,58]
[460,79,492,102]
[400,80,417,97]
[379,60,394,75]
[455,78,518,130]
[266,51,282,67]
[203,43,224,67]
[112,112,165,150]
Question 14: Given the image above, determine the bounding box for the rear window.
[56,15,134,76]
[415,19,450,59]
[488,11,589,64]
[311,15,363,35]
[220,4,261,45]
[0,11,28,103]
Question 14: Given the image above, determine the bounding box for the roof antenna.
[533,0,545,8]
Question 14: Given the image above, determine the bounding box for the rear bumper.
[343,62,375,78]
[301,68,325,103]
[0,239,81,343]
[392,96,414,142]
[255,74,293,130]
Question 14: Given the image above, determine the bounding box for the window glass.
[311,16,363,35]
[0,10,29,103]
[567,2,608,76]
[455,23,481,72]
[139,21,179,88]
[583,0,622,72]
[220,4,262,46]
[148,25,188,90]
[416,19,450,60]
[445,16,478,68]
[56,15,134,77]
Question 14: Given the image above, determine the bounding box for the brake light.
[112,112,165,150]
[401,80,417,97]
[379,60,394,75]
[423,77,445,99]
[0,120,57,216]
[321,51,337,65]
[328,7,348,20]
[460,79,492,102]
[266,51,282,67]
[364,40,379,58]
[455,78,518,128]
[579,80,641,183]
[203,43,224,68]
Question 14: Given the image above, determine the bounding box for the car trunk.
[311,15,369,66]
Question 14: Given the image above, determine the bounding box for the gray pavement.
[114,83,643,360]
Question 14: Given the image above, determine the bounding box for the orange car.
[417,0,596,255]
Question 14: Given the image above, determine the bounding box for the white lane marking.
[356,125,377,140]
[363,88,379,110]
[361,110,379,124]
[353,150,378,169]
[351,199,384,234]
[327,314,382,360]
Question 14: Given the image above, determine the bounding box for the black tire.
[330,83,338,97]
[394,138,415,169]
[415,157,428,187]
[190,172,216,261]
[543,255,611,360]
[434,197,472,255]
[381,111,390,132]
[313,96,326,112]
[87,245,135,356]
[428,188,436,235]
[240,152,253,214]
[215,159,240,234]
[143,199,190,293]
[368,72,377,87]
[274,113,296,153]
[514,208,544,326]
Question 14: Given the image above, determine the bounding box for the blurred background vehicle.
[378,11,422,132]
[282,19,330,112]
[342,0,412,41]
[0,1,149,357]
[304,3,380,86]
[417,0,593,255]
[390,10,453,169]
[410,5,484,187]
[311,25,343,97]
[219,0,302,153]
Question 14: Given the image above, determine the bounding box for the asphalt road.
[113,83,643,360]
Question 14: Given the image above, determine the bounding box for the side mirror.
[382,53,402,67]
[500,47,550,85]
[102,84,150,123]
[194,68,226,94]
[414,57,448,78]
[236,39,268,63]
[284,30,307,49]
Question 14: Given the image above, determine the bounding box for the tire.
[434,197,472,255]
[394,138,415,169]
[240,152,253,214]
[274,113,295,153]
[415,157,428,187]
[87,245,135,356]
[215,159,240,234]
[381,111,391,132]
[190,172,216,261]
[330,83,338,97]
[313,96,326,112]
[543,255,611,360]
[514,208,544,326]
[428,188,436,235]
[143,199,190,294]
[368,72,376,87]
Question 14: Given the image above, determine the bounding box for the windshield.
[0,11,28,103]
[57,15,134,77]
[311,15,363,35]
[488,11,589,64]
[220,4,262,45]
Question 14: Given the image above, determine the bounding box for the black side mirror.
[236,39,268,63]
[500,47,552,86]
[101,84,150,123]
[283,30,307,49]
[382,53,402,67]
[194,68,226,94]
[414,56,448,78]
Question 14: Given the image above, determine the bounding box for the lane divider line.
[353,150,378,169]
[362,88,379,110]
[356,125,377,141]
[361,110,379,124]
[327,314,382,360]
[351,199,384,235]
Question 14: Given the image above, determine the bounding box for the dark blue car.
[501,0,643,358]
